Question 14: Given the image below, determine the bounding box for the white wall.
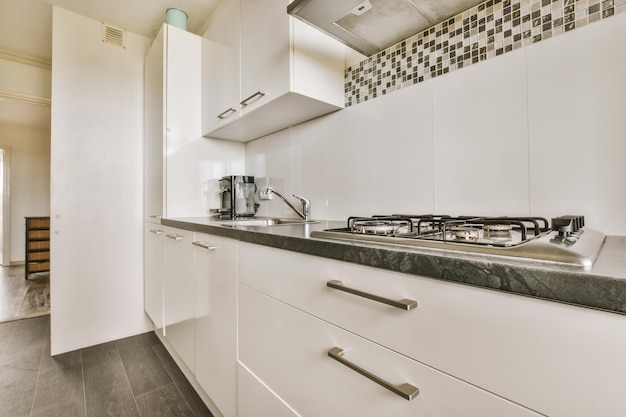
[0,122,51,263]
[246,12,626,235]
[50,7,151,354]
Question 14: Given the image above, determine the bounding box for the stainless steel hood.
[288,0,485,56]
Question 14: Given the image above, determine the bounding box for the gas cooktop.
[310,215,606,267]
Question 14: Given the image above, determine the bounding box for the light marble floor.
[0,265,49,323]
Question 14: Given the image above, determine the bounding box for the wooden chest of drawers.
[25,216,50,279]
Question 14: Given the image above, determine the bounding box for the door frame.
[0,146,11,266]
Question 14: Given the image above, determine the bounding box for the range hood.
[288,0,485,56]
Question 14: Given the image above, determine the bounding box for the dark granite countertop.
[162,216,626,315]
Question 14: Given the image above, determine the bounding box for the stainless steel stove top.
[311,215,606,267]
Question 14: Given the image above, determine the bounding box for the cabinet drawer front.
[28,240,50,250]
[28,230,50,239]
[27,251,50,261]
[238,284,539,417]
[238,242,626,417]
[27,261,50,272]
[27,218,50,228]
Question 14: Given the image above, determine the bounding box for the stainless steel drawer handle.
[192,241,217,251]
[326,280,417,311]
[149,214,162,219]
[149,229,164,235]
[217,107,237,119]
[328,347,419,401]
[165,234,184,241]
[240,91,265,106]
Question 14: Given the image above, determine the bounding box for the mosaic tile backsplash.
[345,0,623,107]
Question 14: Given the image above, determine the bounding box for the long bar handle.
[240,91,265,106]
[217,107,237,119]
[149,229,164,235]
[328,347,419,401]
[192,241,217,251]
[326,280,417,311]
[165,234,184,241]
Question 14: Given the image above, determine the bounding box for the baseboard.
[0,310,50,324]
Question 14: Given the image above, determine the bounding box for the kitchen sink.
[215,217,319,227]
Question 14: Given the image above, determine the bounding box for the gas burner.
[484,224,513,242]
[451,226,481,241]
[484,224,513,232]
[352,220,400,235]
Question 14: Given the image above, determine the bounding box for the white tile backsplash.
[246,129,291,218]
[244,12,626,234]
[367,81,435,215]
[323,102,372,220]
[527,11,626,234]
[290,116,330,220]
[433,48,530,216]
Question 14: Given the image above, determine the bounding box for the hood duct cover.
[288,0,485,56]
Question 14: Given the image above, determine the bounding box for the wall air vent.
[102,23,126,48]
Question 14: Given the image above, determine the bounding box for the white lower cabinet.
[144,223,164,335]
[238,363,299,417]
[163,226,196,372]
[195,233,238,417]
[238,242,626,417]
[150,226,239,417]
[238,283,539,417]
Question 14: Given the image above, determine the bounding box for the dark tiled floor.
[0,315,214,417]
[0,265,49,323]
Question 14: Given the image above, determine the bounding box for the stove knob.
[551,215,585,237]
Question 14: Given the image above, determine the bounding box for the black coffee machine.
[218,176,258,218]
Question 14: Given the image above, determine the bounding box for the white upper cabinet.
[202,0,241,135]
[144,26,166,224]
[146,24,222,221]
[239,0,291,114]
[202,0,345,142]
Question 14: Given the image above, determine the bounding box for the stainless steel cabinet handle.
[328,347,419,401]
[149,229,164,235]
[192,241,217,251]
[240,91,265,106]
[326,280,417,311]
[149,214,162,219]
[217,107,237,119]
[165,234,184,241]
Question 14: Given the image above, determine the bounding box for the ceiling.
[0,0,221,130]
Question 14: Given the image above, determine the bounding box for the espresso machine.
[218,176,258,218]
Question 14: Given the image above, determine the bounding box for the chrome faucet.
[260,187,311,221]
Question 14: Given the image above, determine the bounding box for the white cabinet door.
[144,24,205,221]
[165,25,201,154]
[238,362,300,417]
[144,223,164,335]
[163,25,205,219]
[163,226,195,372]
[202,0,241,134]
[239,284,540,417]
[194,233,238,417]
[239,0,290,115]
[144,27,165,224]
